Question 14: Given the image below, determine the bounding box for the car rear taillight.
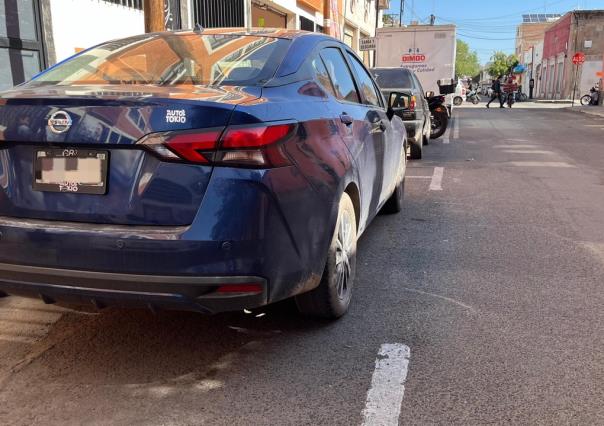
[138,122,296,168]
[409,95,417,111]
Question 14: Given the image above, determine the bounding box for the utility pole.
[144,0,165,33]
[399,0,405,26]
[324,0,331,35]
[374,0,380,67]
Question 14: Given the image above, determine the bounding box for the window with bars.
[193,0,244,28]
[102,0,143,10]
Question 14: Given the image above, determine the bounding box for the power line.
[438,0,570,21]
[457,32,517,41]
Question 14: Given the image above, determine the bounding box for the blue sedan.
[0,29,407,319]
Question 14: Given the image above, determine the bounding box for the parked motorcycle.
[580,85,600,106]
[428,95,449,139]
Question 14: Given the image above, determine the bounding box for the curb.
[564,106,604,118]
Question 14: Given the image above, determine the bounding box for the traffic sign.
[360,37,376,51]
[572,52,586,65]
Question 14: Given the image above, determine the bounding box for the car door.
[317,46,383,231]
[345,51,400,205]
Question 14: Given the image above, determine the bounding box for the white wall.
[50,0,144,63]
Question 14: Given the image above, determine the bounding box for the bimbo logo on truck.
[402,48,426,63]
[402,54,426,62]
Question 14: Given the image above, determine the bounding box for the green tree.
[487,52,519,78]
[455,40,480,78]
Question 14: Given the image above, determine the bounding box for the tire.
[382,144,406,215]
[430,109,448,139]
[295,193,357,319]
[471,96,479,105]
[409,139,422,159]
[453,96,463,106]
[382,178,405,214]
[580,95,591,106]
[519,93,528,102]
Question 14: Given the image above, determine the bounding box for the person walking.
[486,76,505,108]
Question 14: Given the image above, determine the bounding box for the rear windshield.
[27,34,290,87]
[370,68,413,89]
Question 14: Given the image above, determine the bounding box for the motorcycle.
[465,89,480,105]
[427,95,449,139]
[580,85,600,106]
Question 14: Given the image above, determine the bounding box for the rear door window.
[319,48,360,104]
[310,56,337,98]
[346,52,382,108]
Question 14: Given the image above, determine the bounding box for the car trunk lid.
[0,84,260,226]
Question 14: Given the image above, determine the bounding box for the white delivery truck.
[375,24,457,110]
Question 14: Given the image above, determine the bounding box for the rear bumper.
[0,262,267,314]
[0,166,333,313]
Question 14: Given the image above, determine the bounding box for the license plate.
[33,148,109,195]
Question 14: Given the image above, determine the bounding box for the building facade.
[514,14,559,97]
[1,0,385,92]
[541,10,604,100]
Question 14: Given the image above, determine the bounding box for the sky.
[384,0,604,64]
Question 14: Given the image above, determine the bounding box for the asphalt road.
[1,106,604,425]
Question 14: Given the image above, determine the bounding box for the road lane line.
[442,119,451,144]
[494,144,538,149]
[429,167,444,191]
[502,150,556,154]
[405,176,432,179]
[361,343,410,426]
[506,161,575,168]
[453,113,459,139]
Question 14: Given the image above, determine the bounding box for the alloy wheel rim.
[335,211,353,300]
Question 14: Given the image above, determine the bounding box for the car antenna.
[194,24,204,33]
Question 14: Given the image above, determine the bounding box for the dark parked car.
[0,29,407,319]
[370,67,431,159]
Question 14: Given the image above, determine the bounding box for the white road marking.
[506,161,575,168]
[494,144,538,149]
[502,150,556,154]
[362,343,411,426]
[442,122,451,144]
[429,167,444,191]
[405,176,432,179]
[453,113,459,139]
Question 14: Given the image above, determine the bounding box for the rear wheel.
[471,96,479,105]
[453,96,463,106]
[409,139,422,159]
[430,109,448,139]
[382,144,406,215]
[296,193,357,319]
[580,95,591,106]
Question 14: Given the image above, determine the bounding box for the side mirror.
[425,91,435,98]
[387,91,411,120]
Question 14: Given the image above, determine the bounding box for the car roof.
[145,28,331,41]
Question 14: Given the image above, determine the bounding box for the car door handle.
[340,113,353,126]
